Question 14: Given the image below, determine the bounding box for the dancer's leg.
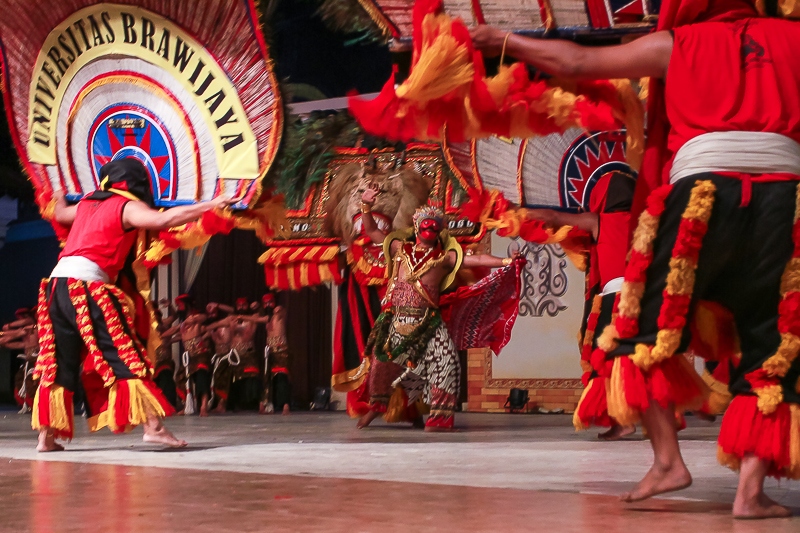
[732,454,792,519]
[620,402,691,501]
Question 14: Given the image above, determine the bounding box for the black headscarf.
[86,158,155,207]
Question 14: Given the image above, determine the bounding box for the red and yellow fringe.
[717,395,800,479]
[348,0,644,168]
[144,195,287,269]
[746,183,800,414]
[580,295,603,381]
[632,180,716,370]
[259,244,343,290]
[32,384,74,441]
[68,281,116,386]
[90,379,172,434]
[33,280,57,385]
[88,283,148,378]
[462,188,590,270]
[596,184,672,354]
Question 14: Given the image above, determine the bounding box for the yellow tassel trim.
[682,181,716,222]
[397,15,474,103]
[573,378,595,431]
[763,333,800,377]
[596,324,620,353]
[384,386,407,424]
[630,210,660,256]
[106,380,169,433]
[617,282,644,321]
[701,369,733,415]
[31,384,71,435]
[780,259,800,294]
[665,257,696,295]
[607,358,640,426]
[632,181,715,371]
[581,294,603,351]
[755,384,784,415]
[789,404,800,479]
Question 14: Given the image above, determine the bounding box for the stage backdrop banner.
[1,0,282,213]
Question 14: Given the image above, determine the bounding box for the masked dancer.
[357,183,518,431]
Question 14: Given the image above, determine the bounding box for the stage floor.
[0,410,797,531]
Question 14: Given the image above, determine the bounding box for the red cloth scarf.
[440,259,525,355]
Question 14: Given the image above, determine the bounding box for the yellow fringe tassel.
[606,358,640,426]
[701,369,733,416]
[384,386,407,423]
[395,14,474,103]
[89,380,168,434]
[572,378,595,431]
[31,384,71,435]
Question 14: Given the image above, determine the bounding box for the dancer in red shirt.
[473,0,800,518]
[34,158,234,451]
[528,171,637,440]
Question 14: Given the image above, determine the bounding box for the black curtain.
[190,229,331,409]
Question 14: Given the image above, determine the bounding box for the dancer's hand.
[361,182,379,205]
[470,25,507,57]
[209,194,241,209]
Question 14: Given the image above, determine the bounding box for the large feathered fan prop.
[0,0,283,235]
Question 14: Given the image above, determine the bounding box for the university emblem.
[0,1,282,210]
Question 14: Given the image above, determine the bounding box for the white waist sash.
[50,256,111,283]
[601,277,624,296]
[670,131,800,184]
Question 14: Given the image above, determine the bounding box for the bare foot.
[143,426,188,448]
[36,431,64,452]
[199,396,209,417]
[357,410,380,429]
[282,404,290,416]
[734,492,793,519]
[174,409,185,416]
[598,424,636,441]
[211,401,226,415]
[620,462,692,502]
[424,426,460,432]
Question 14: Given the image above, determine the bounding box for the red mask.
[418,218,441,242]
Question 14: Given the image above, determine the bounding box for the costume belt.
[601,277,623,296]
[50,256,110,283]
[389,306,433,317]
[670,131,800,184]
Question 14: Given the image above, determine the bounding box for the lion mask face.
[327,160,431,246]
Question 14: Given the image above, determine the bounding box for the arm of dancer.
[159,299,178,327]
[470,26,673,80]
[460,250,522,268]
[236,314,270,325]
[527,209,599,241]
[360,183,388,245]
[122,195,237,230]
[52,189,78,226]
[205,316,234,330]
[161,324,180,338]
